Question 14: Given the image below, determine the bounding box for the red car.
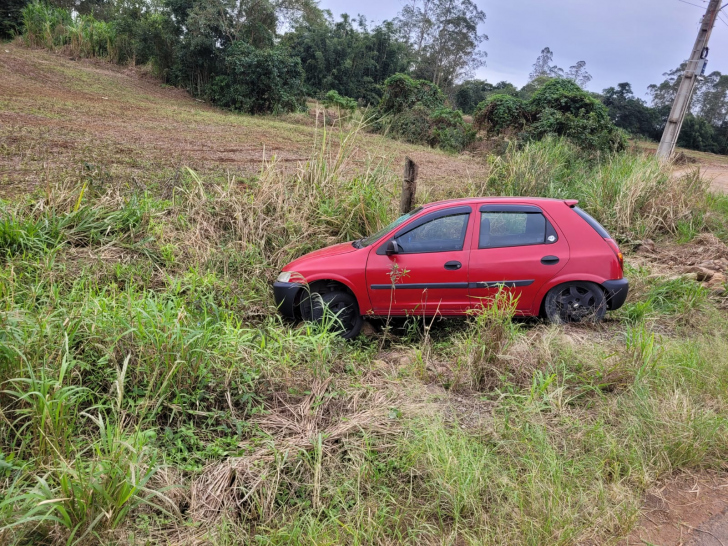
[274,198,628,338]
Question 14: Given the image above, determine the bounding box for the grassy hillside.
[0,43,488,200]
[1,43,728,545]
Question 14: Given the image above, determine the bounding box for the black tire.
[300,290,363,340]
[544,281,607,324]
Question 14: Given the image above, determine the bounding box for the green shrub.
[1,0,30,39]
[208,42,306,115]
[388,105,475,153]
[527,79,627,153]
[376,74,472,152]
[473,94,527,133]
[322,90,357,112]
[377,73,445,116]
[429,107,477,152]
[389,104,433,145]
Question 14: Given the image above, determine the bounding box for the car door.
[468,204,569,313]
[366,206,474,316]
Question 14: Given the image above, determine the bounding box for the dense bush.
[376,74,474,152]
[473,94,527,133]
[1,0,29,39]
[378,73,446,115]
[453,79,519,114]
[323,90,357,112]
[473,79,626,153]
[527,79,626,152]
[283,16,409,105]
[207,42,306,115]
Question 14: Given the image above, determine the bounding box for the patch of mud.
[621,472,728,546]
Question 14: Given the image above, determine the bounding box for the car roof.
[422,197,577,209]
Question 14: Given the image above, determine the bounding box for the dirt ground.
[0,42,488,198]
[622,473,728,546]
[677,163,728,194]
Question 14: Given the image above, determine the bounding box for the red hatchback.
[273,198,629,338]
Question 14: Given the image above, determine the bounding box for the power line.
[719,14,728,25]
[677,0,707,7]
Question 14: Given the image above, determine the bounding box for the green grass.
[2,46,728,544]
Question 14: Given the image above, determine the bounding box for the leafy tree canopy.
[397,0,487,91]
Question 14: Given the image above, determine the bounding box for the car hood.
[286,242,359,268]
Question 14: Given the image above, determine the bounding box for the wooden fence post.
[400,157,418,214]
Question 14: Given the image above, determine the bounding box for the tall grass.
[21,2,117,61]
[1,122,727,544]
[486,137,709,240]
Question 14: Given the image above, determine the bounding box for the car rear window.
[573,207,611,239]
[479,211,558,248]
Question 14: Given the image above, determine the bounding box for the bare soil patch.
[621,472,728,546]
[0,43,487,198]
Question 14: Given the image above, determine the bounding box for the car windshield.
[357,207,424,248]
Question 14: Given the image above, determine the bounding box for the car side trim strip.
[370,282,469,290]
[469,280,535,288]
[369,280,535,290]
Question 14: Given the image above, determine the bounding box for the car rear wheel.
[544,282,607,324]
[300,290,363,339]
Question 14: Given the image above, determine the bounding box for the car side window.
[395,214,469,254]
[480,211,557,248]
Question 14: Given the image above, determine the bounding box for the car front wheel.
[301,290,363,339]
[544,281,607,324]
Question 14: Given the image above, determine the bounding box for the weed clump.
[375,74,475,152]
[451,290,520,392]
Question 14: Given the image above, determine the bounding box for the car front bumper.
[273,282,303,319]
[602,278,629,310]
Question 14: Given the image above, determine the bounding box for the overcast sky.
[318,0,728,100]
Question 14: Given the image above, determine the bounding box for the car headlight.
[277,271,293,283]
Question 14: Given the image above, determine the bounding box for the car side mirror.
[385,240,400,256]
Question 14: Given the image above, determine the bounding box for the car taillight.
[604,238,624,272]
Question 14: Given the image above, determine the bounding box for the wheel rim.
[305,295,356,334]
[326,300,356,334]
[554,285,599,322]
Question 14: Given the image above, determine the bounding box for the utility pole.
[657,0,721,160]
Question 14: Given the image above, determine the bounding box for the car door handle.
[444,261,462,270]
[541,256,560,265]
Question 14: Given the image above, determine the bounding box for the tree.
[647,64,686,109]
[677,114,718,152]
[167,0,322,94]
[452,79,517,114]
[1,0,30,39]
[529,47,561,80]
[694,71,728,126]
[601,83,660,139]
[397,0,487,90]
[207,41,306,114]
[283,14,410,104]
[519,75,552,100]
[529,47,592,88]
[566,61,592,87]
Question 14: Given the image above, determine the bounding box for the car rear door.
[468,204,569,313]
[366,206,474,315]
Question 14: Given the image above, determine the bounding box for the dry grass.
[190,378,404,523]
